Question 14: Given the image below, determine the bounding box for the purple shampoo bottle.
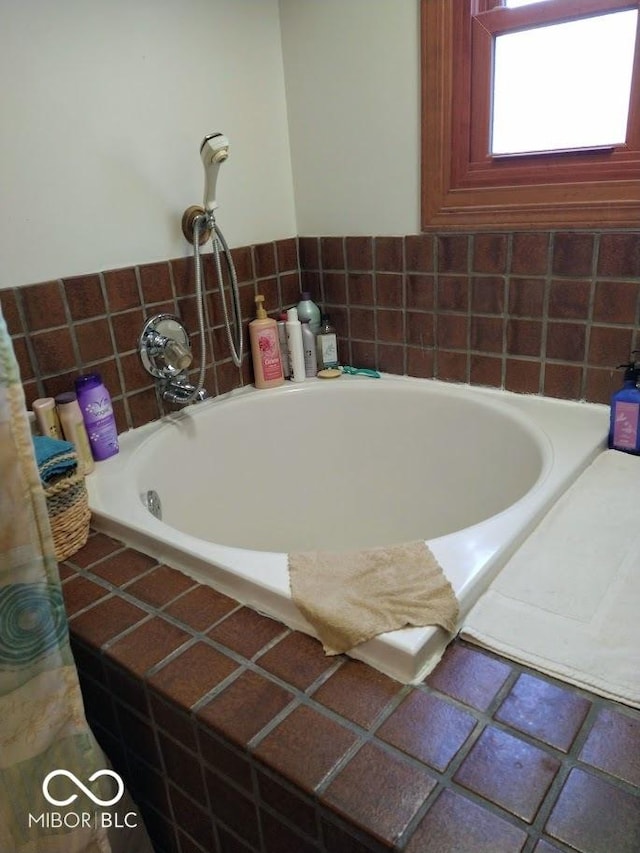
[75,373,119,461]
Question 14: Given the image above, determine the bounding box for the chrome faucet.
[161,374,209,405]
[138,314,210,406]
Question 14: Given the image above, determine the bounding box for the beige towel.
[288,540,459,655]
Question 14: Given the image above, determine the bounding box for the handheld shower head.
[200,132,229,213]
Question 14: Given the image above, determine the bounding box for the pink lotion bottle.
[249,295,285,389]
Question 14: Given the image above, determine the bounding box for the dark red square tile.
[31,328,77,374]
[548,279,591,320]
[168,785,216,851]
[312,659,401,729]
[505,358,542,395]
[543,362,583,400]
[89,548,158,587]
[545,322,586,362]
[506,318,543,357]
[376,273,404,308]
[495,673,591,753]
[139,261,173,304]
[116,703,161,770]
[597,232,640,278]
[70,596,148,647]
[592,280,639,324]
[436,314,469,349]
[70,532,122,569]
[508,277,546,317]
[125,564,197,609]
[348,273,374,306]
[470,317,504,353]
[588,325,634,367]
[438,235,469,274]
[107,616,190,676]
[470,354,502,387]
[323,271,347,304]
[472,276,506,313]
[407,274,435,311]
[75,317,114,363]
[511,233,549,276]
[275,237,298,273]
[438,275,469,312]
[1,289,23,334]
[473,234,508,274]
[453,725,561,823]
[407,311,435,348]
[150,693,198,751]
[345,236,373,271]
[163,584,237,632]
[376,688,477,771]
[103,267,140,313]
[437,350,468,382]
[376,308,404,343]
[579,707,640,787]
[63,274,105,320]
[252,705,359,794]
[321,819,378,853]
[375,236,403,272]
[321,237,345,271]
[147,641,239,708]
[552,233,594,277]
[406,234,434,273]
[62,575,110,616]
[196,670,294,747]
[207,607,286,658]
[299,237,320,270]
[257,772,317,839]
[545,767,640,853]
[21,281,66,331]
[260,810,317,853]
[321,741,437,847]
[425,643,512,711]
[205,768,261,848]
[256,631,338,691]
[158,732,206,804]
[405,788,527,853]
[197,728,253,793]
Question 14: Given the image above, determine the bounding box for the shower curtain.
[0,303,152,853]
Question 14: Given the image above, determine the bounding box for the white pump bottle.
[285,307,306,383]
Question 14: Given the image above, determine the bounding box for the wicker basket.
[45,468,91,562]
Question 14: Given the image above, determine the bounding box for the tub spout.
[162,375,210,406]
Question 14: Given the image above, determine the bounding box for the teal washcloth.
[32,435,77,482]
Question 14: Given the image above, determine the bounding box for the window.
[421,0,640,229]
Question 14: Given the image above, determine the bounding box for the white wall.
[278,0,420,237]
[1,1,422,290]
[0,0,296,289]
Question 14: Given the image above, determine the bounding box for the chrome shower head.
[200,132,229,213]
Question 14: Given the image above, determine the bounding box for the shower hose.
[185,214,244,403]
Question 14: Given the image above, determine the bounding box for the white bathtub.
[87,375,608,682]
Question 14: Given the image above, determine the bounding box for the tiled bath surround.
[2,230,640,429]
[300,231,640,404]
[1,237,301,429]
[3,230,640,851]
[62,532,640,853]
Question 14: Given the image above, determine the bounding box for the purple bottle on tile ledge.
[75,373,119,461]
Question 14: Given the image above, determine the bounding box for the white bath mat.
[461,450,640,708]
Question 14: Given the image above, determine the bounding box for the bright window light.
[491,9,637,155]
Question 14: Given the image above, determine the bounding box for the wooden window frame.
[421,0,640,230]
